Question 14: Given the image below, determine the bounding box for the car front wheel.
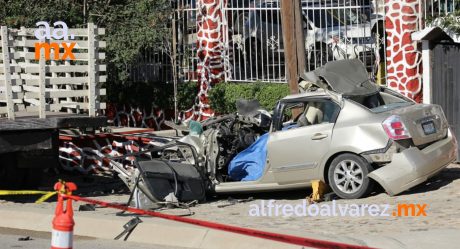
[327,153,374,199]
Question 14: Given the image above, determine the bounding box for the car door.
[266,99,340,184]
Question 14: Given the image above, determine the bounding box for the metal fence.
[0,24,106,119]
[174,0,386,83]
[176,0,199,82]
[128,48,172,82]
[424,0,460,18]
[132,0,459,84]
[230,0,385,82]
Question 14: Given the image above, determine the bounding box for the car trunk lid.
[302,59,380,97]
[391,104,449,146]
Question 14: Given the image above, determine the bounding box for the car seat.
[297,103,324,127]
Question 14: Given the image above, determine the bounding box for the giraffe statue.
[183,0,228,121]
[385,0,423,102]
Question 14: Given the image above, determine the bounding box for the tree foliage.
[431,10,460,36]
[0,0,172,84]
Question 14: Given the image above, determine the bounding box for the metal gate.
[226,0,383,83]
[175,0,385,83]
[170,0,458,84]
[432,42,460,157]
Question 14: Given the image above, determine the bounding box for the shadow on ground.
[4,163,459,204]
[0,170,129,204]
[401,164,460,195]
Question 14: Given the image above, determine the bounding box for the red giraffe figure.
[183,0,228,121]
[385,0,423,102]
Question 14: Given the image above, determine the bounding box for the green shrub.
[255,83,291,111]
[177,81,199,110]
[208,82,290,114]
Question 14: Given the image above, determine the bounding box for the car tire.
[327,153,374,199]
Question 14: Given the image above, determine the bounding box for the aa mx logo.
[34,21,76,61]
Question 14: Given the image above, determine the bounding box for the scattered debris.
[78,204,96,211]
[217,197,254,208]
[18,236,32,241]
[114,217,143,241]
[323,192,339,202]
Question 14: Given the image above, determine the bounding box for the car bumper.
[368,129,458,196]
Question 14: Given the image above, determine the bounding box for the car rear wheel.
[328,153,374,199]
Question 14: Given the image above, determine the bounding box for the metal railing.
[128,48,172,83]
[229,0,384,82]
[174,0,385,83]
[133,0,459,84]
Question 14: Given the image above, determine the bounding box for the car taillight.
[382,115,411,140]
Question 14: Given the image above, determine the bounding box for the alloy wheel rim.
[333,160,364,194]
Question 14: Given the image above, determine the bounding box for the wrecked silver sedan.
[115,59,458,203]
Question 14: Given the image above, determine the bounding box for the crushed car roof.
[281,89,329,101]
[302,59,380,96]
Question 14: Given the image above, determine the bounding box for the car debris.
[217,197,254,208]
[108,59,457,207]
[78,204,96,211]
[18,236,32,241]
[114,217,142,241]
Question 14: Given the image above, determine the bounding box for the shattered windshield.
[369,101,413,113]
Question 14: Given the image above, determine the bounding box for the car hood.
[301,59,379,96]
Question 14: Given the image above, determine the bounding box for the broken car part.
[114,217,143,241]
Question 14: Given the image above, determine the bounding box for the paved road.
[0,227,190,249]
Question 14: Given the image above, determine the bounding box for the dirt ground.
[1,163,460,244]
[191,163,460,238]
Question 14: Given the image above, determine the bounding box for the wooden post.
[172,10,178,122]
[50,45,59,106]
[38,44,46,118]
[293,1,306,77]
[64,60,72,113]
[87,23,96,117]
[1,26,15,120]
[280,0,306,96]
[421,40,431,104]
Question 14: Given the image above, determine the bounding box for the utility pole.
[280,0,307,95]
[83,0,87,23]
[172,9,178,123]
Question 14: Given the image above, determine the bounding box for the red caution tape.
[64,194,374,249]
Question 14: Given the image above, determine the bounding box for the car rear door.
[266,98,340,184]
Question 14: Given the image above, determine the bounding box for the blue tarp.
[228,133,269,181]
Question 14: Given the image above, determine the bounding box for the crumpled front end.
[368,129,458,196]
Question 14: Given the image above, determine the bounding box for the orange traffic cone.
[51,182,77,249]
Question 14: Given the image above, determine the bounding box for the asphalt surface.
[0,227,191,249]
